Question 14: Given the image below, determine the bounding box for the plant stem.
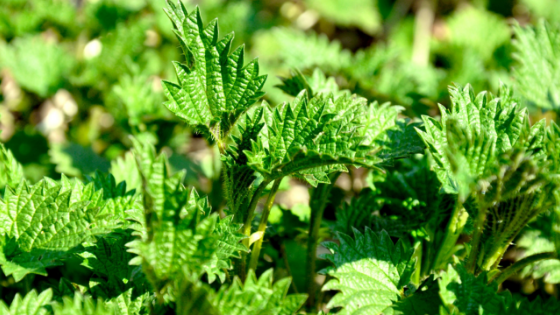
[241,179,271,239]
[412,241,423,285]
[433,198,468,270]
[248,178,282,271]
[236,179,271,281]
[412,0,434,66]
[467,200,488,273]
[305,173,340,309]
[482,242,510,272]
[280,241,299,293]
[490,252,558,285]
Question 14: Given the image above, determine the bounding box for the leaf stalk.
[467,200,488,273]
[305,173,340,309]
[490,252,558,284]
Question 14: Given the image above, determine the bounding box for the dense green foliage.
[2,0,560,314]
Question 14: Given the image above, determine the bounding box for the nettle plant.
[1,2,560,314]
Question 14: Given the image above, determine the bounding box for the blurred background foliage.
[2,0,560,302]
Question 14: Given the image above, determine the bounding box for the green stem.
[412,0,434,66]
[482,242,510,272]
[280,241,299,293]
[241,179,272,239]
[467,200,488,273]
[490,252,558,285]
[236,179,271,281]
[248,178,282,271]
[412,241,423,285]
[305,173,340,309]
[433,198,468,270]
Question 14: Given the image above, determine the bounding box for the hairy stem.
[491,252,558,285]
[482,195,540,271]
[305,173,340,309]
[236,179,271,280]
[467,200,489,273]
[248,178,282,271]
[241,179,272,239]
[482,242,511,272]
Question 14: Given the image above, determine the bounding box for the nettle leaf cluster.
[2,1,560,314]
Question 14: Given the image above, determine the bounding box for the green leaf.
[379,119,425,162]
[49,143,110,178]
[111,64,164,127]
[513,20,560,110]
[392,277,441,315]
[127,138,246,287]
[320,229,415,315]
[369,157,443,239]
[212,269,307,315]
[222,105,265,216]
[446,7,510,61]
[0,289,53,315]
[163,3,266,140]
[245,92,379,185]
[517,230,560,283]
[304,0,381,35]
[0,143,24,189]
[51,292,112,315]
[79,233,142,288]
[205,215,249,283]
[508,295,560,315]
[417,84,531,195]
[476,149,560,270]
[0,174,135,281]
[334,192,376,236]
[0,36,73,97]
[438,265,507,315]
[99,289,151,315]
[277,69,350,99]
[253,27,351,73]
[110,151,142,194]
